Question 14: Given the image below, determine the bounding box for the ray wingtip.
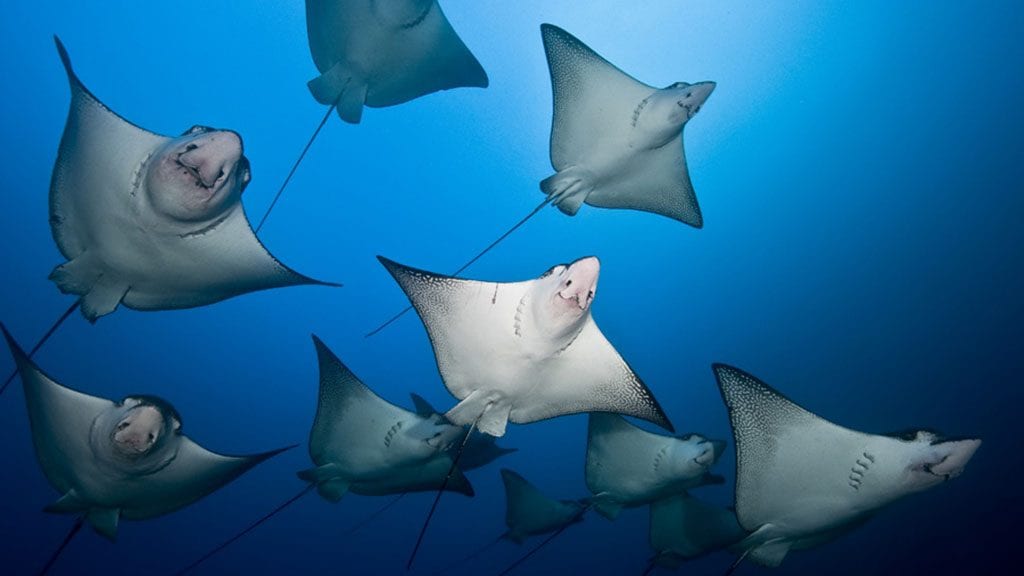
[659,414,676,434]
[500,467,524,484]
[0,322,26,362]
[539,22,564,38]
[377,255,422,280]
[711,362,741,378]
[53,35,74,79]
[310,334,336,362]
[376,255,402,273]
[257,443,299,462]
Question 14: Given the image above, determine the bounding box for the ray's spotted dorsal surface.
[48,36,331,322]
[585,413,726,520]
[379,255,673,438]
[712,364,982,571]
[0,324,289,544]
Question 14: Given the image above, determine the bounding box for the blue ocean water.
[0,1,1020,574]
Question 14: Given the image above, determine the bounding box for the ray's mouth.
[921,460,952,481]
[677,100,701,119]
[694,444,715,466]
[558,287,595,310]
[176,144,225,191]
[920,455,969,482]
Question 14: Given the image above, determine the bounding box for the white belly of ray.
[742,426,878,540]
[303,336,470,499]
[380,258,670,438]
[49,39,319,321]
[712,364,982,568]
[3,327,283,540]
[586,414,678,505]
[540,24,704,226]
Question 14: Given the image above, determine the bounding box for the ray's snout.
[561,256,600,310]
[687,81,716,106]
[112,405,164,455]
[930,438,982,478]
[177,130,245,189]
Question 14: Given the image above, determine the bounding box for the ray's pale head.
[531,256,600,337]
[109,396,182,458]
[145,125,252,223]
[889,430,981,494]
[665,433,725,481]
[637,81,716,146]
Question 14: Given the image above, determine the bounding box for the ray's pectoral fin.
[738,524,791,568]
[85,508,121,541]
[297,463,350,502]
[446,465,474,497]
[592,498,623,521]
[409,393,439,418]
[45,491,121,540]
[540,166,595,216]
[587,491,623,520]
[49,255,129,322]
[43,490,90,515]
[308,62,368,124]
[445,390,511,437]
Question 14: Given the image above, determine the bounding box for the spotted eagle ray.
[586,413,726,520]
[644,493,745,574]
[254,0,488,232]
[279,392,518,546]
[713,363,981,573]
[172,335,472,574]
[1,37,334,397]
[492,469,592,576]
[440,468,590,576]
[366,23,714,337]
[380,256,671,438]
[1,324,288,574]
[379,255,672,568]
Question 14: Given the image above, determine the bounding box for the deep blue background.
[1,1,1021,574]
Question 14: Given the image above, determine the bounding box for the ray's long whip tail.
[1,300,80,397]
[253,103,337,235]
[171,483,316,575]
[495,503,592,576]
[37,516,83,576]
[406,416,480,570]
[343,492,406,536]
